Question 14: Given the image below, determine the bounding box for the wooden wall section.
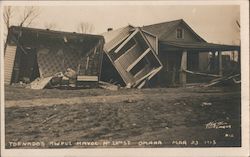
[4,45,17,84]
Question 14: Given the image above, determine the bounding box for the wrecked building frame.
[4,26,105,89]
[102,26,163,89]
[4,19,241,89]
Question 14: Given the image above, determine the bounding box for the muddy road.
[4,86,241,148]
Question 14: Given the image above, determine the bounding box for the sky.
[5,4,240,45]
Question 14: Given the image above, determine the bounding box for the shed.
[101,25,162,88]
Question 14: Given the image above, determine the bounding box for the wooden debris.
[99,81,119,91]
[183,69,222,78]
[204,74,240,87]
[29,76,53,89]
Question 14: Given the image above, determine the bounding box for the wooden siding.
[104,27,131,52]
[162,23,202,42]
[144,33,158,54]
[127,48,151,72]
[4,45,17,84]
[113,61,134,84]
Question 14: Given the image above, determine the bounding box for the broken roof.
[9,26,104,39]
[142,19,206,42]
[102,25,135,52]
[8,26,104,48]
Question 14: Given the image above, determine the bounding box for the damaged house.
[142,19,241,87]
[4,19,240,89]
[101,19,240,88]
[4,26,104,89]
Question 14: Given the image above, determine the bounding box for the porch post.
[238,49,241,67]
[218,51,223,75]
[180,50,187,86]
[211,51,216,72]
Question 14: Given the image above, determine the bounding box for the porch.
[157,41,240,86]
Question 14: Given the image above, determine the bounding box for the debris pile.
[204,74,241,87]
[5,26,104,89]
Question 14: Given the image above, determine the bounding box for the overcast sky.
[6,5,240,45]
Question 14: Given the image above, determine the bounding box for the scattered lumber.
[29,76,53,89]
[204,74,240,87]
[183,69,222,78]
[99,81,119,91]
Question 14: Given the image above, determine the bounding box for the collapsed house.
[101,25,163,88]
[4,26,104,89]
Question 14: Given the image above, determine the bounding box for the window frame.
[176,28,184,39]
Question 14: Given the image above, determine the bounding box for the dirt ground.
[4,85,241,148]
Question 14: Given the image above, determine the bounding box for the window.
[176,28,184,39]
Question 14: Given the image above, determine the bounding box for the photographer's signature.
[205,121,232,129]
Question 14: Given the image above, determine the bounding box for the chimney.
[107,28,113,32]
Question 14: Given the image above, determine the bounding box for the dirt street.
[4,85,241,148]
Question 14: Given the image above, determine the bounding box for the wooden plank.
[99,81,119,91]
[114,28,139,53]
[77,75,98,81]
[136,67,162,89]
[104,26,131,52]
[4,45,17,84]
[126,48,151,72]
[183,69,222,78]
[115,44,141,69]
[105,34,130,52]
[114,61,133,84]
[114,44,137,62]
[179,50,187,86]
[133,66,161,87]
[30,77,53,89]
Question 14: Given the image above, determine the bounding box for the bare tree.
[3,6,14,50]
[18,6,40,27]
[3,6,40,51]
[3,6,14,29]
[3,6,40,29]
[77,22,95,34]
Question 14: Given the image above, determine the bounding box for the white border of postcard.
[0,1,249,157]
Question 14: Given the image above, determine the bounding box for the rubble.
[29,76,54,90]
[99,81,119,91]
[204,74,240,87]
[4,26,104,89]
